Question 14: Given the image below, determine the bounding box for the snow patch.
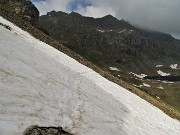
[133,84,139,87]
[109,67,120,71]
[96,29,105,33]
[156,65,163,68]
[157,86,164,90]
[129,30,134,33]
[170,64,179,69]
[140,83,151,88]
[130,72,147,79]
[143,83,151,87]
[157,70,171,76]
[162,81,174,84]
[118,29,126,33]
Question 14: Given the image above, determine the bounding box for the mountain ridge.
[44,10,178,40]
[39,10,180,72]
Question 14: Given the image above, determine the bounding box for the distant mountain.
[39,11,180,110]
[39,11,180,73]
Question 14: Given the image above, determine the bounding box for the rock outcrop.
[23,126,72,135]
[0,0,39,26]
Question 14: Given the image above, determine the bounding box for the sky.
[32,0,180,38]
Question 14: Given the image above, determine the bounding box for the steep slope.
[0,16,180,135]
[39,11,180,110]
[0,0,39,26]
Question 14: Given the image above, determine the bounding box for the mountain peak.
[47,10,68,17]
[70,11,81,15]
[103,14,115,18]
[69,11,82,17]
[101,14,119,21]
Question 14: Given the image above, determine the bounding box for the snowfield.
[0,16,180,135]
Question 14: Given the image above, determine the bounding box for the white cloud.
[171,33,180,39]
[75,5,115,18]
[33,0,72,15]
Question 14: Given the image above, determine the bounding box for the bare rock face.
[0,0,39,26]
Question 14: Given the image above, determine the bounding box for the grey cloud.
[76,0,180,38]
[115,0,180,35]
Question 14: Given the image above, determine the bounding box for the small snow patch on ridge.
[156,65,163,68]
[96,29,105,33]
[129,30,134,34]
[170,64,179,69]
[157,70,170,76]
[140,83,151,88]
[109,67,120,71]
[162,81,174,84]
[130,72,147,79]
[143,83,151,87]
[157,86,164,90]
[118,29,126,33]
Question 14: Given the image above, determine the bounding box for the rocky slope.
[39,11,180,73]
[0,0,39,26]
